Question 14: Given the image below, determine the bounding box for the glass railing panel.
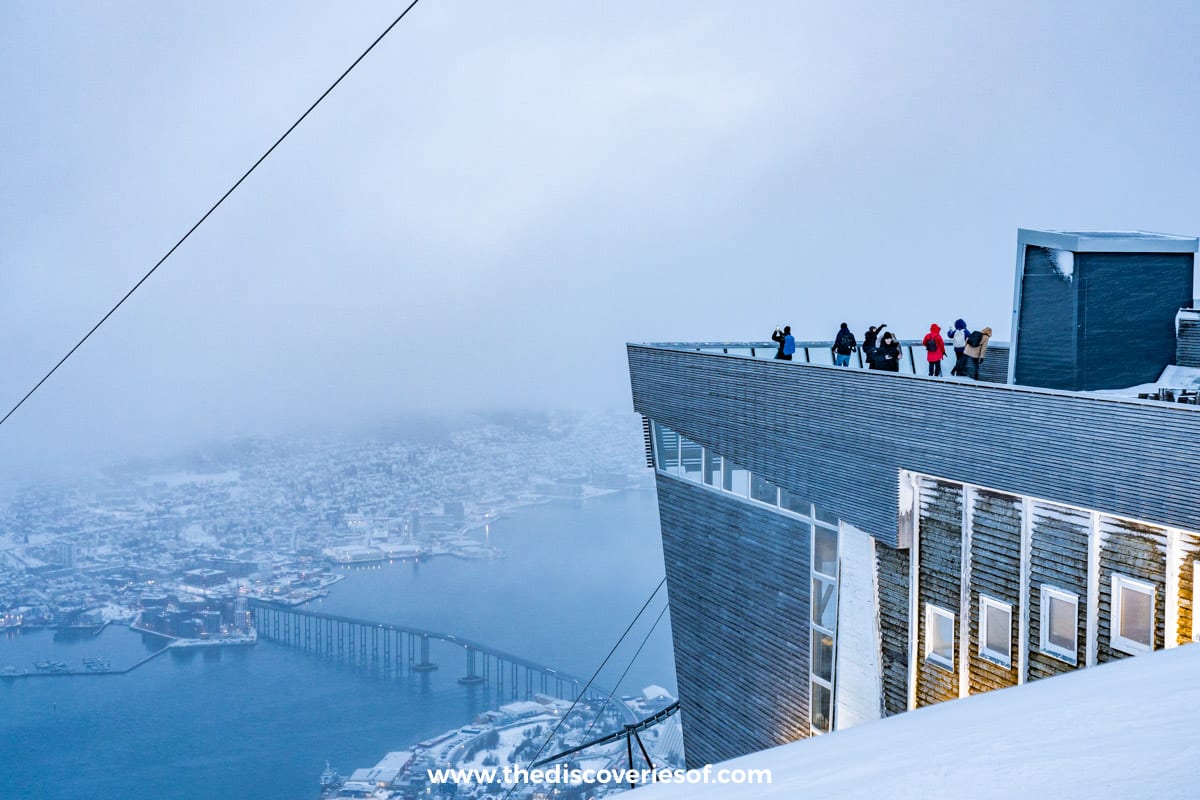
[751,345,778,360]
[806,345,834,366]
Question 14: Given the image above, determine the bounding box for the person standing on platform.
[832,323,857,367]
[863,323,887,368]
[772,325,796,361]
[922,323,947,377]
[964,326,992,379]
[876,331,902,372]
[948,318,970,376]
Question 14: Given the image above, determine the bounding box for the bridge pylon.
[413,632,438,672]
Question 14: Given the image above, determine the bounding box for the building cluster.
[0,411,647,632]
[133,593,253,643]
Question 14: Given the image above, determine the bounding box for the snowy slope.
[638,645,1200,799]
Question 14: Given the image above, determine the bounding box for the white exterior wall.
[834,522,882,729]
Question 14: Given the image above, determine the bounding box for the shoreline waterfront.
[1,491,675,800]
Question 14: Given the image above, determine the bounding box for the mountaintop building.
[627,229,1200,767]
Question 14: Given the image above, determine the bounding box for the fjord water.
[0,490,674,800]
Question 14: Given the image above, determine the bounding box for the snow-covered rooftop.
[1084,364,1200,400]
[637,645,1200,799]
[1018,228,1199,253]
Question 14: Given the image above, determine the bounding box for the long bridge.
[249,600,630,716]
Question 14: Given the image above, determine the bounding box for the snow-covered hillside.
[639,645,1199,799]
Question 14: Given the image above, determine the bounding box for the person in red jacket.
[922,323,947,377]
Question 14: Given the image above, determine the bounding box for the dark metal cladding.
[628,345,1200,548]
[655,475,811,768]
[1014,245,1078,388]
[1015,246,1194,390]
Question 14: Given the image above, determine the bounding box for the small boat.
[318,761,339,788]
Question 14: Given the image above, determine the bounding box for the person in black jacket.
[875,331,902,372]
[863,323,887,368]
[771,325,796,361]
[831,323,857,367]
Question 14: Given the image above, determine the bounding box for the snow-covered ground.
[637,645,1200,799]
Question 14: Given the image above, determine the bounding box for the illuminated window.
[924,604,955,671]
[978,596,1012,668]
[1111,573,1155,655]
[810,680,832,734]
[1039,585,1078,665]
[811,629,834,682]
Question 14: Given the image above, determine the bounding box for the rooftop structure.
[627,228,1200,768]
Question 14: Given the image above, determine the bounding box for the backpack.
[835,330,855,354]
[966,330,984,348]
[924,337,939,352]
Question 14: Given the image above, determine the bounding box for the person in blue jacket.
[772,325,796,361]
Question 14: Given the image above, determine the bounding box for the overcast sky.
[3,1,1200,473]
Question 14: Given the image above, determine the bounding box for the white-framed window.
[779,488,812,519]
[724,459,750,497]
[702,449,722,487]
[749,473,779,506]
[810,678,832,734]
[812,527,838,579]
[809,522,838,735]
[680,439,703,482]
[1039,585,1079,665]
[812,576,837,630]
[978,596,1013,669]
[1111,573,1156,655]
[924,604,955,671]
[651,422,680,476]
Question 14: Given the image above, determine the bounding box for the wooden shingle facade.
[631,339,1200,765]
